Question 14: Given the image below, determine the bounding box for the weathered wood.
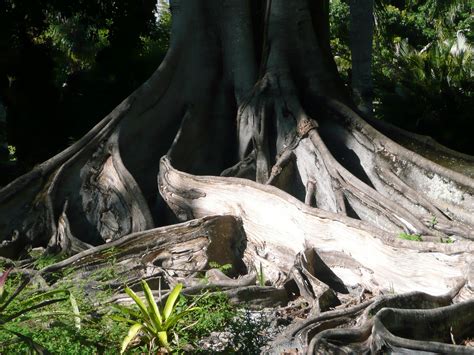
[159,156,472,297]
[41,215,248,290]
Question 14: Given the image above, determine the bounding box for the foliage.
[0,263,132,354]
[114,281,199,353]
[208,261,233,275]
[175,291,237,347]
[398,232,423,241]
[0,0,171,174]
[31,253,65,270]
[329,0,351,82]
[225,309,271,354]
[374,29,473,152]
[174,291,270,353]
[0,267,80,353]
[113,282,271,353]
[329,0,474,154]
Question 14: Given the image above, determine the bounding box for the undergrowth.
[0,254,270,354]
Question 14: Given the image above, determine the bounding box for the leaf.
[141,280,162,330]
[69,292,81,330]
[109,315,138,326]
[157,330,169,348]
[19,289,70,307]
[2,326,50,354]
[120,323,143,354]
[4,297,68,323]
[124,286,151,326]
[112,304,140,319]
[163,307,200,329]
[0,278,29,313]
[163,283,182,321]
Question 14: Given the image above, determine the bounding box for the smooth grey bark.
[0,1,473,352]
[349,0,375,117]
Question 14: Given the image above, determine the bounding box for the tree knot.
[271,165,282,176]
[297,117,318,137]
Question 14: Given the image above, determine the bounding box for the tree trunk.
[0,0,473,352]
[349,0,374,117]
[0,99,7,161]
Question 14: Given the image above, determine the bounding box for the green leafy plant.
[398,232,423,241]
[114,281,199,353]
[208,262,233,275]
[0,268,80,352]
[175,291,269,353]
[32,253,65,270]
[175,291,235,347]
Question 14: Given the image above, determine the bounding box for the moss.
[398,232,423,242]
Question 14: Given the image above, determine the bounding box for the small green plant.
[440,237,454,244]
[32,254,65,270]
[398,232,423,242]
[430,216,438,228]
[199,262,233,284]
[175,291,236,347]
[7,145,16,162]
[114,281,199,353]
[175,291,270,353]
[257,262,265,286]
[208,262,232,275]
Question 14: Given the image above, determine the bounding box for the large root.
[41,215,247,291]
[271,284,473,353]
[159,156,473,296]
[159,156,473,352]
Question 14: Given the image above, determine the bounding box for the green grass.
[0,267,126,354]
[398,232,423,241]
[0,257,270,354]
[173,292,270,353]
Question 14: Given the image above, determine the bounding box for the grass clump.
[398,232,423,241]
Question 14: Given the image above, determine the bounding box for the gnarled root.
[41,215,247,292]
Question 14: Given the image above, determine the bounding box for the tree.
[1,1,473,352]
[349,0,374,117]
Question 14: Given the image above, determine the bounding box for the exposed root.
[159,156,472,295]
[320,98,474,239]
[41,215,247,291]
[269,282,468,353]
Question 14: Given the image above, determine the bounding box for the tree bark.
[0,99,7,161]
[349,0,375,117]
[0,0,473,352]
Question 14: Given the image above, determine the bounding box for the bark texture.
[349,0,375,117]
[0,100,7,161]
[0,0,473,353]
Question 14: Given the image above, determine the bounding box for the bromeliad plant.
[0,267,80,352]
[115,281,199,353]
